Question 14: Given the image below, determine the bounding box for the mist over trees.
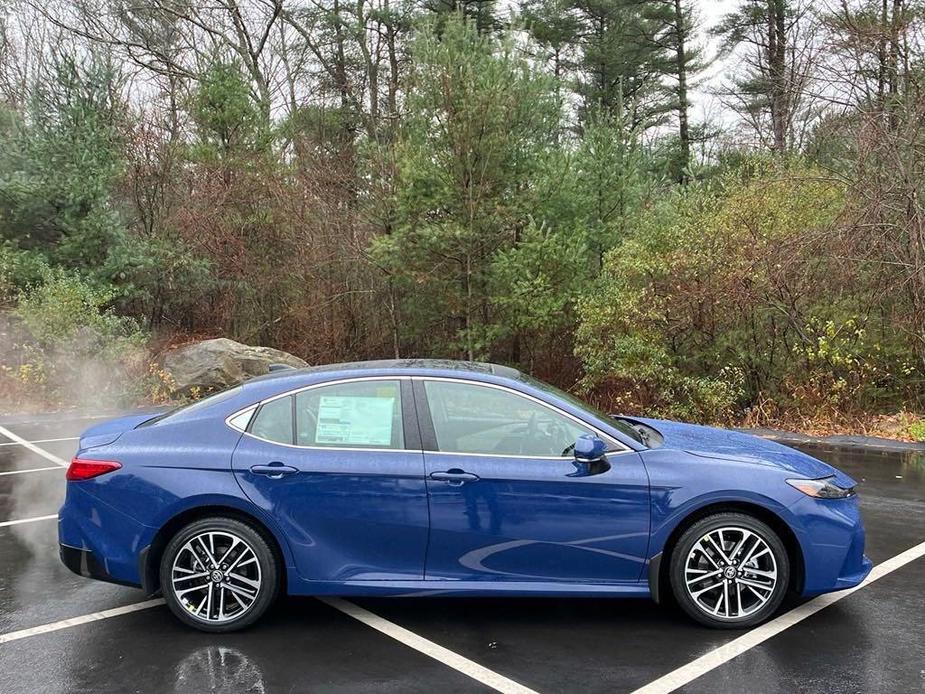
[0,0,924,432]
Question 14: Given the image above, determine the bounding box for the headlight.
[787,476,855,499]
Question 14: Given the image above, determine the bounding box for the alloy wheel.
[170,530,263,624]
[683,526,778,620]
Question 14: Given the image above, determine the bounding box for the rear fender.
[139,493,297,594]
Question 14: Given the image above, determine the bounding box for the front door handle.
[430,470,479,485]
[250,463,298,479]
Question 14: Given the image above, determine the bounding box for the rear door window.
[295,380,404,449]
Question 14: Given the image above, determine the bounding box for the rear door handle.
[250,463,298,479]
[430,470,479,485]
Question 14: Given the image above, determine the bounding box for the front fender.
[648,488,808,556]
[640,449,813,583]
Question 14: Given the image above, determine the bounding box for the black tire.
[160,517,279,633]
[669,512,790,629]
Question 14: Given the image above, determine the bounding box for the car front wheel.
[669,512,790,628]
[160,517,279,632]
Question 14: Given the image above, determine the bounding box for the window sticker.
[315,396,395,445]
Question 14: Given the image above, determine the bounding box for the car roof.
[244,359,522,388]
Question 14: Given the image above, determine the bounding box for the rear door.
[416,378,650,583]
[231,377,429,582]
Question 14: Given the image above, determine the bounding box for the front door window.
[422,380,595,457]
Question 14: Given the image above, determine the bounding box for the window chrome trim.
[227,376,415,452]
[260,375,411,403]
[416,376,632,456]
[225,373,632,456]
[422,449,633,461]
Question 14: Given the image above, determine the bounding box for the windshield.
[137,386,243,427]
[519,375,646,446]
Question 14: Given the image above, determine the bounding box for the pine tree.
[645,0,706,181]
[522,0,674,129]
[521,0,582,83]
[713,0,817,153]
[371,17,561,360]
[425,0,501,34]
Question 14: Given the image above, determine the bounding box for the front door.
[416,378,650,583]
[232,378,429,583]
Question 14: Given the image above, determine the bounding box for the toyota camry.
[58,359,871,632]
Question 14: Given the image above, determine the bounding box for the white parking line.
[0,599,165,645]
[632,538,925,694]
[0,436,78,448]
[320,597,539,694]
[0,514,58,528]
[0,466,61,477]
[0,589,531,694]
[0,425,69,467]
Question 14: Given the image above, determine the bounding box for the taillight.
[66,458,122,481]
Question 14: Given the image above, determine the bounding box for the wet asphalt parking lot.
[0,412,923,694]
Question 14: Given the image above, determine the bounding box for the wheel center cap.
[210,570,224,583]
[723,566,737,579]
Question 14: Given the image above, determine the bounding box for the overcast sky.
[691,0,739,126]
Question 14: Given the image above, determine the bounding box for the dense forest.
[0,0,923,437]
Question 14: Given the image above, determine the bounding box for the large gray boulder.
[162,338,308,394]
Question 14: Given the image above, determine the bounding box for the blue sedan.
[59,360,871,631]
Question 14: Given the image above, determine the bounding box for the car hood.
[632,417,857,488]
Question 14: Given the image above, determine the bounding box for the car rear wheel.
[669,512,790,629]
[160,517,279,632]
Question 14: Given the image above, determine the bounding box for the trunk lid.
[78,411,165,450]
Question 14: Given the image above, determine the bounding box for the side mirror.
[574,434,607,463]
